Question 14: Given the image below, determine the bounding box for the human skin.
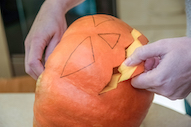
[124,37,191,100]
[24,0,84,79]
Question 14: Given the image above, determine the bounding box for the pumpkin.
[33,14,154,127]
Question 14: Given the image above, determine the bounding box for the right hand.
[25,0,84,80]
[124,37,191,100]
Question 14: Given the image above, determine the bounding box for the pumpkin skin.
[33,14,154,127]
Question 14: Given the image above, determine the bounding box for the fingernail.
[124,58,132,66]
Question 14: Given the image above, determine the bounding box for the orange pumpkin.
[33,14,154,127]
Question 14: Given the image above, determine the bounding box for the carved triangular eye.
[92,15,114,27]
[61,36,95,78]
[98,33,121,49]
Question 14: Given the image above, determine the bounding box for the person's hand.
[124,37,191,100]
[25,0,84,80]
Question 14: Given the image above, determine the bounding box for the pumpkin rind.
[33,14,154,127]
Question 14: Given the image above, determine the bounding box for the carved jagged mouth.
[99,29,147,95]
[99,66,121,95]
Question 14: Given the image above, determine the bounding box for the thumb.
[124,41,168,66]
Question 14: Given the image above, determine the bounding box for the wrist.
[45,0,85,13]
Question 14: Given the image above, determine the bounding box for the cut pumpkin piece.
[118,63,137,82]
[118,29,145,82]
[131,29,142,39]
[131,62,145,78]
[126,39,142,58]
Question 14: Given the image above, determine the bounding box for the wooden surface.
[0,76,36,93]
[0,10,13,78]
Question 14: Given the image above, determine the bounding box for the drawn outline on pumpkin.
[60,36,95,78]
[92,15,114,27]
[60,33,121,78]
[60,15,120,78]
[98,33,121,49]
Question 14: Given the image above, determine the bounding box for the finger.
[25,66,39,80]
[144,58,155,71]
[44,33,64,62]
[131,68,160,89]
[124,41,168,66]
[44,21,67,62]
[153,57,160,68]
[25,47,39,80]
[25,38,38,79]
[144,57,160,71]
[27,39,45,78]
